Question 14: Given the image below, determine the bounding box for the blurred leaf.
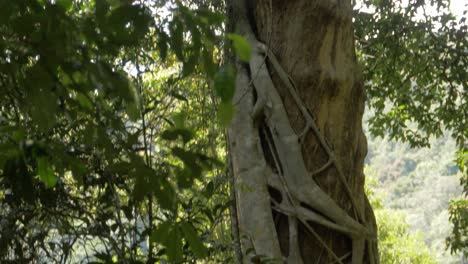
[202,48,216,77]
[37,157,57,188]
[203,181,215,198]
[108,161,132,173]
[183,52,198,76]
[131,165,153,202]
[214,65,235,103]
[107,4,151,45]
[161,128,194,144]
[157,29,169,61]
[176,167,192,189]
[169,91,188,102]
[167,225,183,262]
[217,102,235,127]
[153,178,176,211]
[150,221,172,244]
[227,34,251,62]
[196,9,224,25]
[69,158,86,186]
[76,92,93,110]
[150,222,183,262]
[169,18,184,61]
[126,101,140,121]
[172,147,201,179]
[56,0,72,11]
[172,112,186,128]
[94,252,112,262]
[26,64,57,131]
[180,221,207,258]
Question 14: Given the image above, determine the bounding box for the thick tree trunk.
[228,0,378,263]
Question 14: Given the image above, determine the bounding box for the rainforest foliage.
[0,0,466,263]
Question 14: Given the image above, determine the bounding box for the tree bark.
[228,0,378,263]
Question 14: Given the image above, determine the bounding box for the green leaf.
[48,242,56,251]
[150,221,172,244]
[214,65,236,103]
[180,222,208,258]
[161,128,194,144]
[172,147,201,179]
[108,161,132,173]
[37,157,57,188]
[183,52,198,76]
[76,92,93,110]
[126,101,140,121]
[69,158,86,186]
[218,102,235,127]
[132,176,146,202]
[26,65,57,131]
[169,18,184,61]
[131,165,153,202]
[150,222,183,262]
[202,48,216,77]
[227,34,252,62]
[167,225,183,262]
[56,0,72,11]
[94,252,112,262]
[107,5,151,46]
[203,181,215,198]
[153,178,176,211]
[196,9,225,25]
[157,30,169,61]
[169,91,188,102]
[122,205,133,219]
[95,0,110,24]
[172,112,186,128]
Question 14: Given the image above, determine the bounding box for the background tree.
[365,173,437,264]
[354,0,467,257]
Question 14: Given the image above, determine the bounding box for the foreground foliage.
[355,0,467,257]
[0,0,234,262]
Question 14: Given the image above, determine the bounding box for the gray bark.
[228,0,378,263]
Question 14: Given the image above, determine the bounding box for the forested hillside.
[365,117,464,263]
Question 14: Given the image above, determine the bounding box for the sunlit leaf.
[227,33,252,62]
[37,157,57,188]
[56,0,72,11]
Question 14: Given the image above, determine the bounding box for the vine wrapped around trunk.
[228,1,378,263]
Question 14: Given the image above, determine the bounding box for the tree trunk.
[227,0,378,263]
